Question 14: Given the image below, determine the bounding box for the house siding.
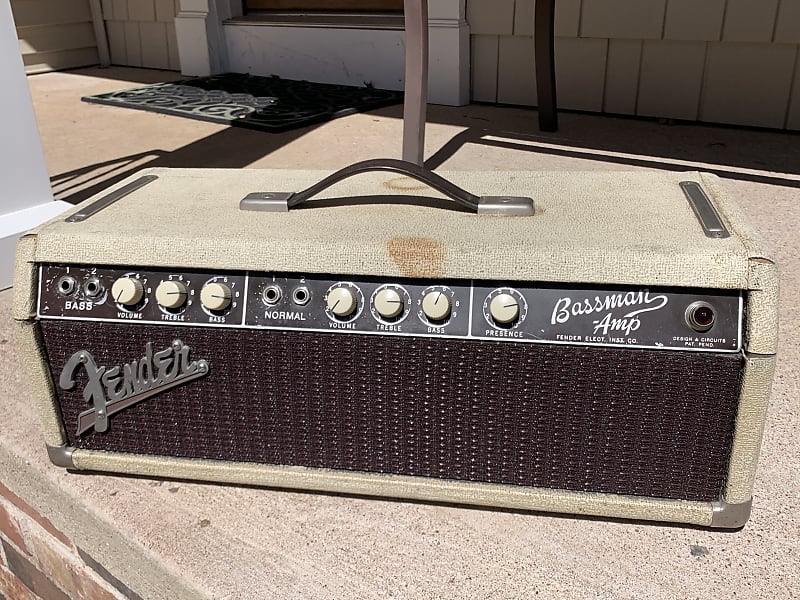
[469,0,800,130]
[103,0,179,70]
[11,0,100,74]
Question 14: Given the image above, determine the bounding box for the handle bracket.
[239,159,534,217]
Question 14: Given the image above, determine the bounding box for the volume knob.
[111,277,144,307]
[201,282,232,312]
[326,286,358,318]
[156,280,188,309]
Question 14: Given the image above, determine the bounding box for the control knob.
[373,287,405,319]
[156,280,188,309]
[201,282,232,312]
[326,286,358,318]
[489,293,521,324]
[421,289,452,322]
[111,277,144,307]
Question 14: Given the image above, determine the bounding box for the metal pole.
[402,0,428,165]
[535,0,558,131]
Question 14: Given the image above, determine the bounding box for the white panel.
[787,50,800,130]
[471,34,498,102]
[663,0,725,41]
[514,0,533,36]
[112,0,128,20]
[555,0,581,37]
[225,26,406,92]
[140,21,168,68]
[775,0,800,43]
[124,21,141,66]
[102,0,114,20]
[428,0,463,20]
[10,0,93,27]
[466,0,514,36]
[554,37,607,111]
[497,35,536,105]
[581,0,666,40]
[166,20,179,69]
[428,18,470,105]
[604,38,641,114]
[0,0,64,289]
[128,0,156,21]
[18,22,96,54]
[22,46,99,72]
[722,0,780,43]
[637,40,705,120]
[155,0,176,22]
[701,42,796,129]
[106,20,126,64]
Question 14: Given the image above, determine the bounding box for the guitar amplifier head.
[13,163,778,528]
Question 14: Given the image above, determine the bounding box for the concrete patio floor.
[1,66,799,598]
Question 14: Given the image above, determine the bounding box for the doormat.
[81,73,403,132]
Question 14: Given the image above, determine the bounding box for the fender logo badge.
[59,340,209,436]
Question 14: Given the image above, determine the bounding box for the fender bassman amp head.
[14,160,777,528]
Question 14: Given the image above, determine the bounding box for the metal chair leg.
[535,0,558,132]
[402,0,428,165]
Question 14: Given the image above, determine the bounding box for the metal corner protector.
[711,498,753,529]
[46,444,76,468]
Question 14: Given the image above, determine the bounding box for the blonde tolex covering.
[13,167,778,526]
[70,450,715,527]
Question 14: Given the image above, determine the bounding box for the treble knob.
[156,280,188,309]
[374,287,405,319]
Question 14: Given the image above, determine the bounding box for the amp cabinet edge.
[15,319,69,448]
[42,446,754,529]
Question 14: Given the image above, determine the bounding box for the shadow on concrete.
[408,105,800,187]
[33,65,187,86]
[52,125,312,204]
[52,86,800,204]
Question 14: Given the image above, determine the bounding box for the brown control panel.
[38,265,743,352]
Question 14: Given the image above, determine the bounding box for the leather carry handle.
[239,158,535,216]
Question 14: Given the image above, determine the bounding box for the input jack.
[56,275,78,296]
[83,277,103,298]
[292,286,311,306]
[262,285,282,305]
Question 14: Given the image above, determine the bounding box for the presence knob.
[111,277,144,307]
[155,280,188,309]
[201,282,232,312]
[489,293,520,324]
[422,290,451,322]
[374,288,404,319]
[327,287,358,318]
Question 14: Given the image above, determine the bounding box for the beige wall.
[469,0,800,130]
[103,0,180,70]
[12,0,100,74]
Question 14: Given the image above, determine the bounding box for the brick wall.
[469,0,800,130]
[0,482,140,600]
[103,0,180,70]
